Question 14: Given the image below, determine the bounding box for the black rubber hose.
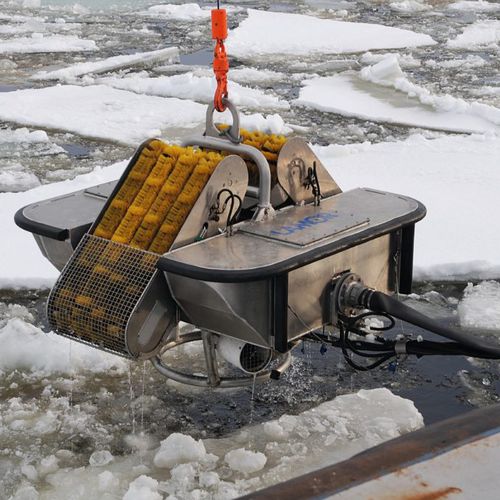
[405,340,500,359]
[363,290,500,358]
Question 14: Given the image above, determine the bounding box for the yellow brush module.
[148,152,222,254]
[130,147,200,250]
[215,126,287,187]
[111,148,180,245]
[94,139,164,239]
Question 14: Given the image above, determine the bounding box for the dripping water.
[127,364,136,435]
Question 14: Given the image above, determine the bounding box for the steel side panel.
[287,235,393,339]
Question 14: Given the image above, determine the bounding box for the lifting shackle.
[211,8,229,112]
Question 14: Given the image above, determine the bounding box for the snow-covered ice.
[425,55,486,69]
[32,47,180,81]
[314,133,500,280]
[447,20,500,50]
[228,67,287,85]
[359,51,421,68]
[0,85,290,145]
[0,85,206,144]
[225,448,267,474]
[0,127,53,144]
[0,163,40,192]
[448,1,500,12]
[97,72,289,110]
[0,34,97,54]
[0,316,127,376]
[390,1,430,13]
[227,9,436,59]
[297,56,500,134]
[458,281,500,330]
[154,433,207,468]
[144,3,211,21]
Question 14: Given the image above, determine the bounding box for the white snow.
[153,433,207,468]
[97,72,289,110]
[458,281,500,330]
[0,34,97,54]
[313,133,500,280]
[447,20,500,50]
[297,56,500,134]
[0,317,127,376]
[144,4,210,21]
[225,448,267,474]
[32,47,180,82]
[448,1,500,12]
[390,1,430,13]
[227,9,436,59]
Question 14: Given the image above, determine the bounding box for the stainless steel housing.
[14,101,426,385]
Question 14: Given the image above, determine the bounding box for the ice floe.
[0,85,290,145]
[0,316,127,376]
[6,388,421,499]
[0,85,206,144]
[0,164,40,192]
[297,55,500,134]
[96,72,289,110]
[447,20,500,50]
[0,34,97,54]
[228,67,287,84]
[360,51,421,68]
[227,9,436,59]
[448,1,500,12]
[458,281,500,330]
[389,1,430,13]
[313,133,500,280]
[0,127,52,144]
[32,47,180,81]
[144,3,210,21]
[425,54,486,69]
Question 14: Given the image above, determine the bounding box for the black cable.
[362,290,500,358]
[215,189,242,227]
[339,324,394,371]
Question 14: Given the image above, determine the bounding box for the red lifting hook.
[211,8,229,112]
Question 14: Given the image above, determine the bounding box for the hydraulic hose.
[359,289,500,359]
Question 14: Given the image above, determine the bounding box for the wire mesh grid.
[47,234,160,358]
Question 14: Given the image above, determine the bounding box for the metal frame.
[150,329,292,388]
[181,98,274,221]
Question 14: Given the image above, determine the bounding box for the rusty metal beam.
[240,403,500,500]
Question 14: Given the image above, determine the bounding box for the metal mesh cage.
[47,234,160,358]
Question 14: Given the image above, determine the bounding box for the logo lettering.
[270,211,338,236]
